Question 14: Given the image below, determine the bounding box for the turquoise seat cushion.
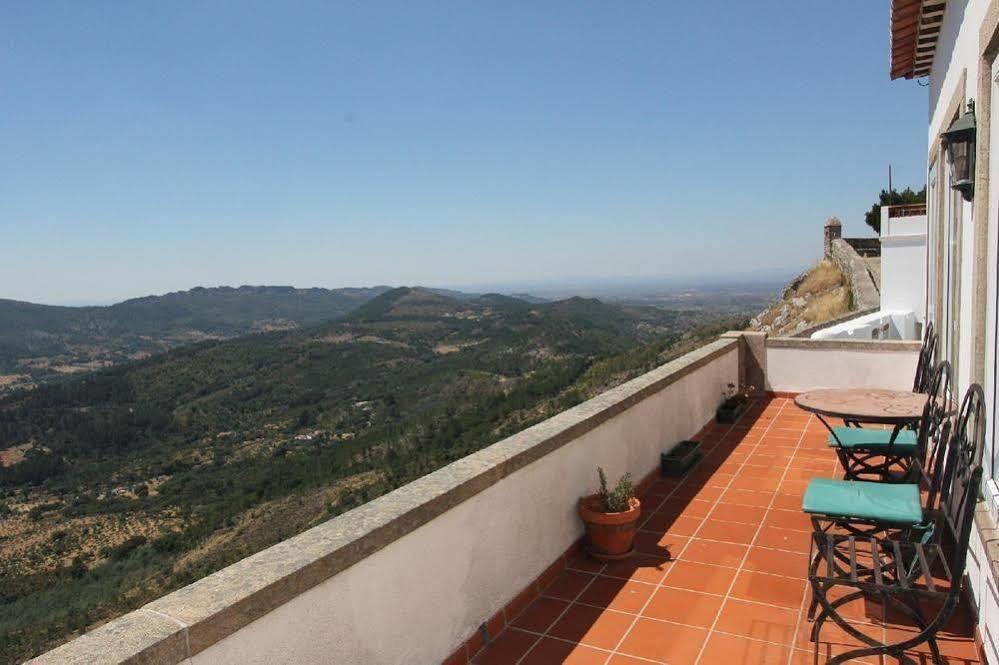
[802,478,923,524]
[828,427,917,455]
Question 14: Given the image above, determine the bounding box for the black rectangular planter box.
[661,440,702,476]
[715,400,746,424]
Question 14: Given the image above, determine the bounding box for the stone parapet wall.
[829,238,881,310]
[843,237,881,257]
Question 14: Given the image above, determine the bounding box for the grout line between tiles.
[691,398,807,665]
[602,398,789,664]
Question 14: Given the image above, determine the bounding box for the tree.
[864,186,926,233]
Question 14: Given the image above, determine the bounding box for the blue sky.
[2,2,927,305]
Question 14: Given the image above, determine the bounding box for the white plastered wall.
[764,344,919,393]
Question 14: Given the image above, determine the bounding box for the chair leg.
[832,592,953,665]
[887,593,946,665]
[809,586,867,642]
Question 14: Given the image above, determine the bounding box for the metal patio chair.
[831,322,938,467]
[802,362,952,619]
[831,354,950,484]
[806,383,985,665]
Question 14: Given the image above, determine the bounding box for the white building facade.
[893,0,999,660]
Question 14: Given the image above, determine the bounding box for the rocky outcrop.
[749,260,853,336]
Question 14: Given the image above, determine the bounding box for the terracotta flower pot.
[578,494,641,561]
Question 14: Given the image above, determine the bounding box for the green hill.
[0,285,392,380]
[0,292,740,662]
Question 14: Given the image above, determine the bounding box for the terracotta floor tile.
[767,426,803,436]
[769,432,807,443]
[773,492,807,511]
[641,586,724,627]
[710,502,769,524]
[696,518,759,544]
[686,471,734,488]
[641,510,700,534]
[638,491,670,509]
[511,596,571,632]
[742,546,809,578]
[700,631,792,664]
[742,464,788,479]
[798,617,882,664]
[885,626,981,660]
[673,483,725,502]
[660,497,714,519]
[788,457,837,472]
[566,551,604,574]
[474,628,540,665]
[519,637,608,665]
[547,603,633,650]
[504,585,540,625]
[662,560,732,595]
[778,480,812,498]
[795,448,835,460]
[648,479,680,494]
[746,452,783,466]
[788,648,882,664]
[817,586,887,623]
[722,488,775,507]
[715,598,800,645]
[606,655,654,665]
[730,570,806,609]
[576,576,654,614]
[731,475,783,492]
[709,445,747,458]
[601,553,672,585]
[638,510,700,533]
[542,570,595,601]
[755,525,812,553]
[783,466,828,483]
[616,617,708,664]
[680,538,747,567]
[764,508,814,532]
[633,530,686,558]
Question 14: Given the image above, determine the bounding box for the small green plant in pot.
[578,467,641,561]
[716,382,752,424]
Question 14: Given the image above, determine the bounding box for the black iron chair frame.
[806,383,985,665]
[806,363,952,612]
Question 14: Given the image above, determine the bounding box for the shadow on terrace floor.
[465,397,981,665]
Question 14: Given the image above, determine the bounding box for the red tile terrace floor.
[460,397,982,665]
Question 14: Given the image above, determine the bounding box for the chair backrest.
[933,383,986,586]
[913,360,953,502]
[912,321,938,393]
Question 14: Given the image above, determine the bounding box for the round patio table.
[794,388,930,481]
[794,388,929,425]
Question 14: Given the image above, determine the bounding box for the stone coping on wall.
[29,337,740,665]
[766,336,922,352]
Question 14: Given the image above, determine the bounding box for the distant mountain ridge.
[0,285,394,379]
[0,286,554,386]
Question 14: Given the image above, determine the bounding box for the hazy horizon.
[3,3,922,305]
[11,268,793,308]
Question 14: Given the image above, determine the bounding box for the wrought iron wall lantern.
[941,99,977,201]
